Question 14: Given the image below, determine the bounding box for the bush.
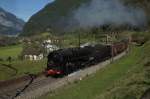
[132,32,149,45]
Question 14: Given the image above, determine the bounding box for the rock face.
[0,7,25,35]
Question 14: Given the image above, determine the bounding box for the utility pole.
[111,44,114,62]
[106,34,109,44]
[78,31,81,48]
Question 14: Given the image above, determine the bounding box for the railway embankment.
[38,40,150,99]
[15,49,128,99]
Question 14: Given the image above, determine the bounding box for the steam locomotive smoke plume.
[70,0,147,29]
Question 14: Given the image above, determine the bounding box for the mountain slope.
[22,0,90,36]
[0,7,25,35]
[22,0,150,36]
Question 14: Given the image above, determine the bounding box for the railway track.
[0,73,58,99]
[0,47,128,99]
[0,76,30,99]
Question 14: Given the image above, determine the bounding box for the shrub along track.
[141,88,150,99]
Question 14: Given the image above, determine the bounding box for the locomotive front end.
[46,69,62,76]
[45,61,64,76]
[45,51,64,77]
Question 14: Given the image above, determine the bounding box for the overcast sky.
[0,0,54,21]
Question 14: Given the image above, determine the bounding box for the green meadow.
[0,45,46,80]
[0,44,22,59]
[0,59,46,80]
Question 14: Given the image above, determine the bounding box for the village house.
[23,47,44,61]
[23,37,63,61]
[42,37,63,53]
[24,54,44,61]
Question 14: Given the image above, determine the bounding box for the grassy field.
[0,44,22,59]
[39,35,150,99]
[0,59,46,80]
[98,41,150,99]
[0,45,46,80]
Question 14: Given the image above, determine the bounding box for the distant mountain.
[22,0,90,36]
[0,7,25,35]
[22,0,150,36]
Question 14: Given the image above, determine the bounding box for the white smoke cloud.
[70,0,147,29]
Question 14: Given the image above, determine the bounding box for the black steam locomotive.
[45,41,128,76]
[45,44,112,76]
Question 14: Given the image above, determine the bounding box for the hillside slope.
[0,7,25,35]
[22,0,90,36]
[39,32,150,99]
[22,0,150,36]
